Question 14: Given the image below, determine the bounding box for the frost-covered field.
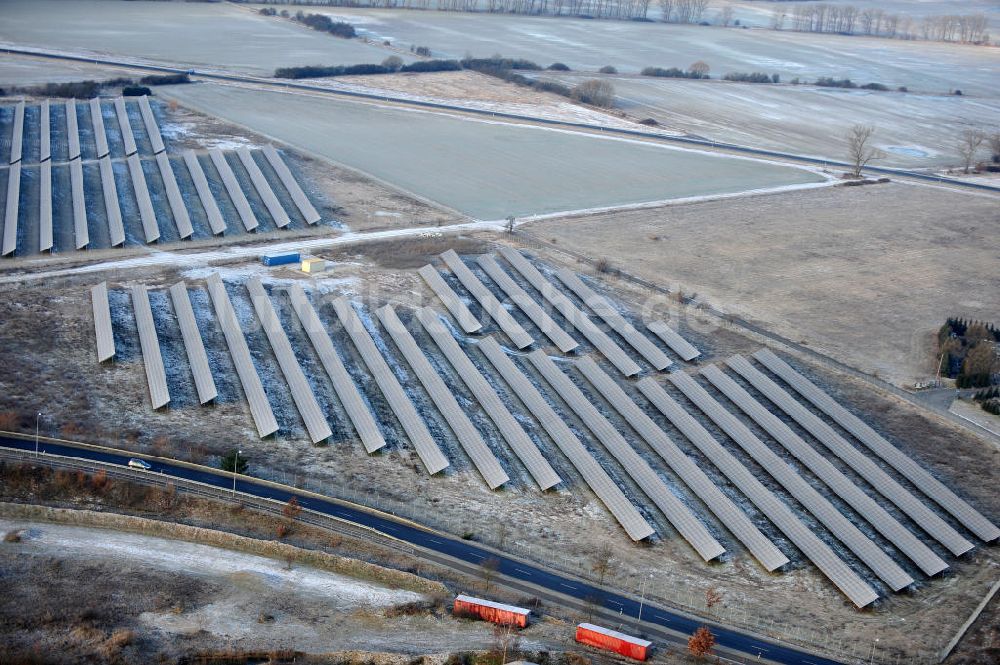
[538,73,1000,168]
[0,0,408,76]
[295,7,999,95]
[0,53,139,87]
[159,82,826,220]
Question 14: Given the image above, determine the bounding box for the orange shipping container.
[453,594,530,628]
[576,622,651,661]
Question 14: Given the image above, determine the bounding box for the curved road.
[1,434,845,665]
[2,46,998,195]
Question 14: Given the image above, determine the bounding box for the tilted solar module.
[90,281,116,363]
[10,101,24,164]
[130,284,171,410]
[237,148,290,228]
[40,100,51,162]
[753,348,999,544]
[498,246,639,376]
[728,353,973,557]
[168,282,218,405]
[576,356,787,571]
[156,153,194,239]
[476,255,579,353]
[669,370,913,591]
[636,377,878,608]
[287,285,386,454]
[98,156,125,247]
[262,144,321,224]
[2,163,20,256]
[69,157,88,249]
[479,337,654,541]
[66,99,81,160]
[647,320,701,362]
[378,305,509,490]
[39,160,52,252]
[440,249,533,349]
[205,273,279,438]
[703,363,946,577]
[555,268,671,370]
[246,278,331,444]
[183,150,226,235]
[528,350,722,560]
[126,154,160,243]
[417,264,481,334]
[113,97,137,156]
[332,297,448,474]
[209,149,258,232]
[89,98,109,158]
[416,307,558,490]
[138,96,165,154]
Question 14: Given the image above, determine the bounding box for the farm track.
[2,46,998,194]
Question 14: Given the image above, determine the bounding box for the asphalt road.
[1,434,846,665]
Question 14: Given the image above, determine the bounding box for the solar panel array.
[0,98,323,255]
[416,307,559,490]
[378,305,510,490]
[439,250,533,349]
[528,349,723,560]
[754,348,1000,544]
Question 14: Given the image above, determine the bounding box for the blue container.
[261,252,300,267]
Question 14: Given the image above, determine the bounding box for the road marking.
[654,614,671,622]
[515,568,532,576]
[606,599,623,607]
[428,538,443,545]
[751,646,768,653]
[468,552,485,560]
[560,582,577,590]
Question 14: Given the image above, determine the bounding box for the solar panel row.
[39,160,52,252]
[2,163,20,256]
[168,281,218,405]
[156,153,194,239]
[237,147,290,228]
[69,157,88,249]
[39,100,50,162]
[262,144,321,224]
[113,97,137,157]
[10,101,24,164]
[89,98,109,159]
[131,284,171,410]
[647,320,701,362]
[126,154,160,244]
[210,148,258,232]
[98,156,125,247]
[90,282,116,363]
[418,264,481,334]
[66,99,80,160]
[183,150,227,236]
[138,96,165,154]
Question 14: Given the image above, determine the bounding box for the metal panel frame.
[40,100,50,162]
[2,163,20,256]
[138,95,165,154]
[183,150,226,235]
[69,157,88,249]
[636,377,878,608]
[237,148,290,228]
[332,297,448,474]
[89,98,109,158]
[39,160,52,252]
[477,255,578,353]
[130,284,171,410]
[440,250,533,349]
[91,281,116,363]
[155,153,193,239]
[498,247,639,376]
[528,350,722,559]
[10,101,24,164]
[113,97,137,156]
[126,154,160,243]
[479,337,653,541]
[246,278,331,444]
[262,144,321,224]
[206,273,279,438]
[168,281,218,405]
[577,357,787,571]
[647,320,701,362]
[209,149,258,232]
[728,353,973,557]
[378,305,509,489]
[66,99,80,160]
[555,268,671,370]
[288,285,386,454]
[98,156,125,247]
[703,363,946,577]
[416,307,559,490]
[753,348,999,544]
[669,370,912,591]
[418,264,481,334]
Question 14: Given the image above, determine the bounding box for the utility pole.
[232,449,242,498]
[35,412,42,457]
[637,573,652,626]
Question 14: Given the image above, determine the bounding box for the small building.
[576,623,651,661]
[301,257,326,273]
[452,594,530,628]
[260,252,299,267]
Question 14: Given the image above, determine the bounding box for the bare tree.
[846,124,884,177]
[571,79,616,108]
[591,541,614,586]
[988,131,1000,164]
[957,128,986,173]
[718,5,734,27]
[491,623,521,663]
[689,60,710,76]
[481,556,501,592]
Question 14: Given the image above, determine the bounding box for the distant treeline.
[274,59,460,78]
[772,4,990,44]
[0,74,188,99]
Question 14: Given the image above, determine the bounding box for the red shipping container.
[452,594,530,628]
[576,622,651,661]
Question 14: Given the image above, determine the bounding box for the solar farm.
[87,245,996,614]
[0,96,323,255]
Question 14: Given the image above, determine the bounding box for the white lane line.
[560,582,577,589]
[515,568,532,576]
[428,538,443,545]
[654,614,671,621]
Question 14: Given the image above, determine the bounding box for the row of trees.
[938,319,1000,389]
[772,5,990,44]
